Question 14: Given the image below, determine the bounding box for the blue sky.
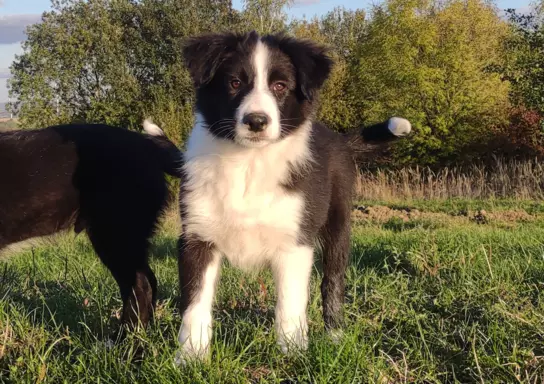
[0,0,533,101]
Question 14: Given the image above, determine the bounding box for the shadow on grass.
[1,264,118,339]
[381,217,444,232]
[350,241,419,276]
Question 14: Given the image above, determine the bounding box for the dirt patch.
[352,205,421,223]
[352,205,536,225]
[470,209,535,224]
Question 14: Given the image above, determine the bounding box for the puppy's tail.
[143,119,183,178]
[346,117,411,158]
[143,119,166,137]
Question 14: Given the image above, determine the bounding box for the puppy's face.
[183,31,332,148]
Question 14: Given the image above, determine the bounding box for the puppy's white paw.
[277,324,308,355]
[174,344,209,367]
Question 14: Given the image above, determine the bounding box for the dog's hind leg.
[320,184,352,340]
[88,231,157,331]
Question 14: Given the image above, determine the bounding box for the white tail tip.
[387,117,412,137]
[143,119,165,137]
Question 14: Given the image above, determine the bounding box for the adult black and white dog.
[176,31,411,361]
[0,120,181,329]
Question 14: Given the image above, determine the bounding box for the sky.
[0,0,533,102]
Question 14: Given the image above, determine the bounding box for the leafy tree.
[501,9,544,117]
[239,0,291,34]
[349,0,510,164]
[6,0,523,166]
[290,8,368,133]
[8,0,236,144]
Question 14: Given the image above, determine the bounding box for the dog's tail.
[143,119,183,178]
[346,117,412,158]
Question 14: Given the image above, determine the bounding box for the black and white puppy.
[176,31,411,361]
[0,120,181,329]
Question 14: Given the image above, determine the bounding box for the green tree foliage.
[6,0,523,165]
[501,9,544,117]
[347,0,510,164]
[9,0,237,144]
[239,0,291,34]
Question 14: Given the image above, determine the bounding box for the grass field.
[2,198,544,383]
[0,119,18,132]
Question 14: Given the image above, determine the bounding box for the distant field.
[0,119,18,131]
[1,199,544,383]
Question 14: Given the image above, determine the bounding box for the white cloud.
[0,14,41,44]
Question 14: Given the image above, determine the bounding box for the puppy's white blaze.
[143,119,165,137]
[176,251,221,364]
[387,117,412,137]
[272,245,314,353]
[235,40,281,144]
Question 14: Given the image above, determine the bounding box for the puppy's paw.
[277,325,308,355]
[174,344,209,367]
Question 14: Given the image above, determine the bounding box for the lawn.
[1,199,544,383]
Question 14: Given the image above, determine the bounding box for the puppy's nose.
[243,113,269,132]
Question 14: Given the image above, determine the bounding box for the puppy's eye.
[272,82,286,92]
[230,79,241,89]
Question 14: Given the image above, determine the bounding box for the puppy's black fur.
[0,124,181,328]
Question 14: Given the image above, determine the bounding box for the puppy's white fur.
[388,117,411,137]
[271,245,314,353]
[142,119,165,137]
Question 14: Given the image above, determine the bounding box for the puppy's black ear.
[182,33,238,88]
[273,35,333,101]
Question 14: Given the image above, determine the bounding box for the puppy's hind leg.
[320,187,352,342]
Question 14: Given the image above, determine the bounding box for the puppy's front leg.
[175,235,221,364]
[271,245,314,354]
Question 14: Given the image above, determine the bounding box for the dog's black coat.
[0,124,181,328]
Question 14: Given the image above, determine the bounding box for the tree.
[239,0,291,34]
[501,9,544,117]
[290,8,369,133]
[349,0,510,164]
[7,0,519,166]
[8,0,237,144]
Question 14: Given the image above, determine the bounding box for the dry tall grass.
[356,157,544,201]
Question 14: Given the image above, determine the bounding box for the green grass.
[2,201,544,383]
[0,120,18,131]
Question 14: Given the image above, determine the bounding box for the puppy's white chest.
[182,126,310,270]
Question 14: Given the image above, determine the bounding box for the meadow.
[2,164,544,383]
[0,120,18,132]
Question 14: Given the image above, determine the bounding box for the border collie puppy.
[0,121,181,329]
[176,31,411,361]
